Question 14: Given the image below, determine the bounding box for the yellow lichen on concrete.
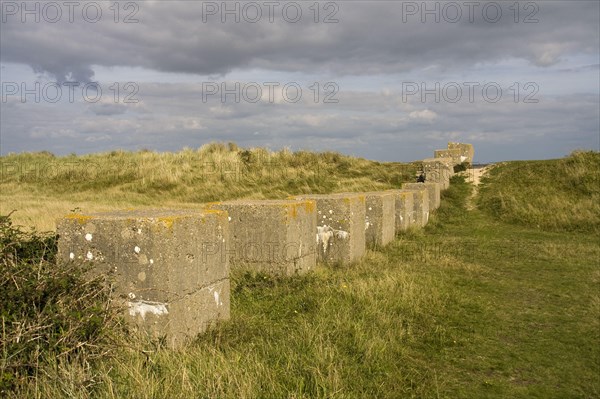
[64,213,93,224]
[157,216,180,230]
[201,209,227,223]
[283,200,314,221]
[287,203,298,220]
[303,200,316,214]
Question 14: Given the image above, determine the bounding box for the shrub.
[453,162,469,173]
[0,212,123,395]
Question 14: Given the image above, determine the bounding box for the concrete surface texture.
[434,148,463,165]
[402,188,430,227]
[56,209,231,348]
[422,157,453,189]
[206,200,316,275]
[363,191,396,247]
[295,193,366,264]
[403,182,441,210]
[387,189,415,232]
[448,142,475,164]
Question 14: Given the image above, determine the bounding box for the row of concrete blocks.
[56,183,444,348]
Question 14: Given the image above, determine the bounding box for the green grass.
[478,151,600,233]
[3,150,599,398]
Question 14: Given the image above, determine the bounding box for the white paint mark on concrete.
[317,225,349,252]
[85,233,93,241]
[128,300,168,320]
[317,225,334,253]
[334,230,349,240]
[134,246,141,254]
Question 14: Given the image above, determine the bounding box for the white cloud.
[409,109,438,122]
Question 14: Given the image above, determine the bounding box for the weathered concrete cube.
[363,192,395,247]
[402,188,430,227]
[294,193,366,265]
[387,189,414,232]
[403,182,441,210]
[205,200,316,275]
[448,142,475,164]
[422,158,453,189]
[435,148,462,165]
[57,209,230,348]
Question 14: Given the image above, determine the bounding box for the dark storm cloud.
[1,1,598,80]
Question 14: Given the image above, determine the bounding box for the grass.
[0,144,416,232]
[1,149,599,398]
[477,150,600,233]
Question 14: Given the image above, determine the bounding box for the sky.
[0,0,599,162]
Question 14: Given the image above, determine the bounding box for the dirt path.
[462,164,494,210]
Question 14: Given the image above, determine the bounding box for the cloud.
[0,1,598,162]
[88,102,128,116]
[2,78,597,161]
[1,1,598,79]
[409,109,437,122]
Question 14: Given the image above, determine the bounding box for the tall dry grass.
[1,143,416,231]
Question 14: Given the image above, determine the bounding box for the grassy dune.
[2,150,599,398]
[0,144,415,232]
[478,151,600,233]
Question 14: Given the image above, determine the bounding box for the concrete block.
[363,191,395,247]
[422,158,453,189]
[403,182,441,210]
[387,189,414,232]
[206,200,316,275]
[435,148,462,165]
[402,188,430,227]
[56,209,230,348]
[448,142,475,164]
[294,193,366,264]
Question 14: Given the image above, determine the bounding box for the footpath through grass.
[4,153,599,398]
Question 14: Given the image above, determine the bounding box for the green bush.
[453,161,469,173]
[0,213,123,395]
